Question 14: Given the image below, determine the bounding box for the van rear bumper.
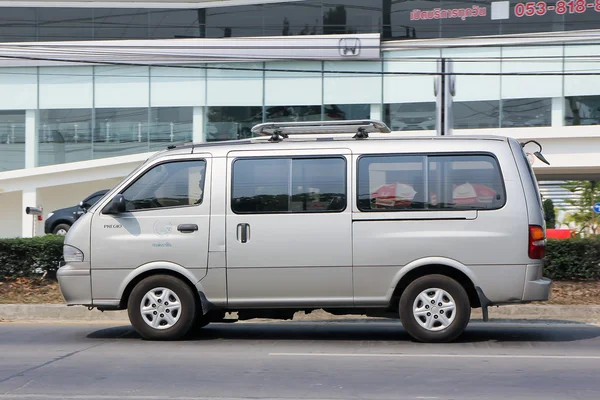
[57,262,92,306]
[521,263,551,302]
[523,277,552,302]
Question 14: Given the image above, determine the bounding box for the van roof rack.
[251,119,391,142]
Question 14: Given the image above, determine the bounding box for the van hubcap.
[140,287,182,330]
[413,288,456,332]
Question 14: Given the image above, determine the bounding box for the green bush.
[0,235,64,280]
[545,237,600,280]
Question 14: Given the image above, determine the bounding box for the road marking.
[269,352,600,360]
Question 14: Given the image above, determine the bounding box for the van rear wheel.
[399,274,470,343]
[128,275,197,340]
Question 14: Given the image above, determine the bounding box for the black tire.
[127,275,197,340]
[52,223,71,236]
[399,274,470,343]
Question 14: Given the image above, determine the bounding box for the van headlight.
[63,245,84,262]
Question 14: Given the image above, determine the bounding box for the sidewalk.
[1,304,600,325]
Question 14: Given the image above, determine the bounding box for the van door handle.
[237,223,250,243]
[177,224,198,233]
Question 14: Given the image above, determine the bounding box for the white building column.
[25,109,38,169]
[370,104,383,121]
[193,106,205,143]
[21,187,38,238]
[552,97,564,127]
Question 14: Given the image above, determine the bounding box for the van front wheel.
[399,274,470,343]
[128,275,197,340]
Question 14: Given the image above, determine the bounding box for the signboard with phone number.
[514,0,600,16]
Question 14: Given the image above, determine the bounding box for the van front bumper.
[57,262,92,306]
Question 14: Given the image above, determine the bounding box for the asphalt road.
[1,321,600,400]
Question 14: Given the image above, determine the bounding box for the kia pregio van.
[57,120,551,342]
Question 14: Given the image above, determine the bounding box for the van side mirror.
[104,194,127,215]
[79,201,91,210]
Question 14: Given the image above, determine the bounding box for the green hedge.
[544,238,600,280]
[0,236,64,280]
[0,235,599,281]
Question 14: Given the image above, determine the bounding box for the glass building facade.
[1,1,600,173]
[1,1,599,42]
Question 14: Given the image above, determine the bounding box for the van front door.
[90,155,212,302]
[226,149,353,308]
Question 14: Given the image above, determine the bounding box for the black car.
[44,189,109,235]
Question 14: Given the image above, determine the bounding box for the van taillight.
[529,225,546,259]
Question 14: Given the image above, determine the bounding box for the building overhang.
[0,33,381,68]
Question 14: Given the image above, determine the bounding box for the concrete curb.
[1,304,600,324]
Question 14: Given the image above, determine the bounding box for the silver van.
[57,120,551,343]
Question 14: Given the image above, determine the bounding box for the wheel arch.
[388,258,481,310]
[117,262,206,312]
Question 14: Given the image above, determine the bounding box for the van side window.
[120,160,206,211]
[358,154,505,211]
[232,157,346,214]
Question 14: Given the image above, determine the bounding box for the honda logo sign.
[339,38,361,56]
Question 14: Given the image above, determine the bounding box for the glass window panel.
[205,5,264,38]
[262,1,322,36]
[232,157,346,214]
[149,107,193,152]
[150,66,205,107]
[564,44,600,97]
[39,67,94,109]
[206,63,263,106]
[121,160,206,211]
[454,101,500,129]
[565,8,599,32]
[95,66,149,108]
[0,111,26,172]
[0,68,37,110]
[440,0,500,38]
[441,47,501,102]
[358,154,505,212]
[323,1,382,34]
[357,155,427,211]
[93,108,149,159]
[501,46,563,99]
[0,7,36,43]
[93,8,149,40]
[264,62,322,106]
[264,105,322,122]
[206,106,262,142]
[501,98,551,127]
[383,50,439,104]
[232,158,291,213]
[324,61,382,104]
[38,109,93,167]
[565,96,600,126]
[291,158,346,212]
[385,102,436,131]
[390,0,442,40]
[149,9,205,39]
[38,8,94,41]
[324,104,370,120]
[502,0,564,35]
[428,155,505,210]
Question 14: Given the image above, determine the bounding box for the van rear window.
[358,154,506,211]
